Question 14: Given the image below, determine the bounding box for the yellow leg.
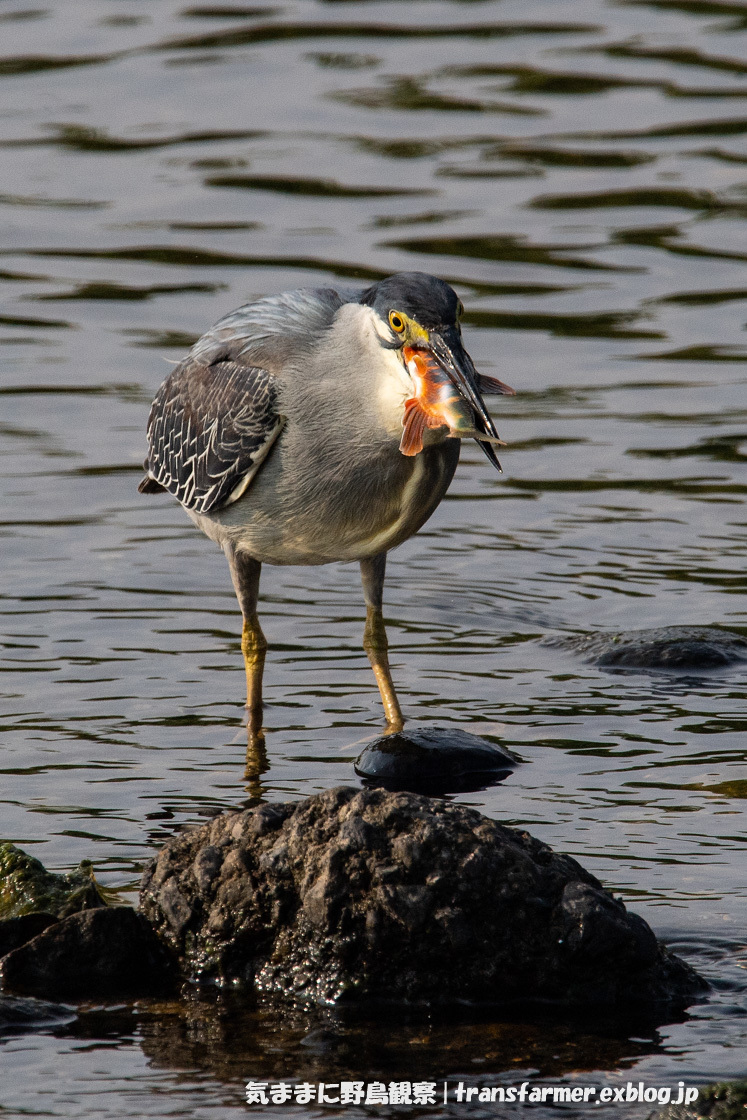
[363,604,404,732]
[242,612,267,755]
[224,546,269,773]
[243,635,269,794]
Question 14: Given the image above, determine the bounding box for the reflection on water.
[0,0,745,1114]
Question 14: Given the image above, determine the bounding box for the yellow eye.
[389,310,405,333]
[457,301,465,318]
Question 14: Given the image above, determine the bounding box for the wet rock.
[0,906,175,998]
[0,847,160,999]
[544,626,747,672]
[140,786,704,1012]
[0,912,57,957]
[653,1080,747,1120]
[355,726,518,794]
[0,843,107,919]
[0,994,77,1034]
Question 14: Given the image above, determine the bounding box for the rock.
[0,906,175,998]
[355,727,518,794]
[0,843,107,919]
[0,846,160,1000]
[140,786,704,1012]
[0,912,57,957]
[0,994,76,1034]
[544,626,747,672]
[652,1080,747,1120]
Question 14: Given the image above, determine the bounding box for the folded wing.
[139,357,283,515]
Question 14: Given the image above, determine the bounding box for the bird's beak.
[426,326,513,472]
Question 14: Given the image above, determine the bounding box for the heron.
[139,272,514,751]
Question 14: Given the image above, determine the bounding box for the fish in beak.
[399,326,515,471]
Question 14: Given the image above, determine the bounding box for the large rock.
[0,906,174,998]
[140,786,704,1010]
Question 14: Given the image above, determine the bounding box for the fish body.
[399,346,505,456]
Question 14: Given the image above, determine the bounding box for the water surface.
[0,0,745,1114]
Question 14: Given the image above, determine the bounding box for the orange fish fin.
[399,398,428,456]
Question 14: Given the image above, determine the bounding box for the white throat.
[341,303,414,437]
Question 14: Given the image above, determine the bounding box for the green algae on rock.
[0,843,107,919]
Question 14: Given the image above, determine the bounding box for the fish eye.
[389,311,405,333]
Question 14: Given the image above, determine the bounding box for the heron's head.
[359,272,514,470]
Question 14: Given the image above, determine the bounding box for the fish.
[399,345,507,457]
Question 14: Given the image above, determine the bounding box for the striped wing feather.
[142,358,283,515]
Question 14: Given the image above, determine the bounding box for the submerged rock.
[355,727,518,794]
[545,626,747,672]
[140,786,704,1011]
[0,843,107,919]
[0,906,174,999]
[0,994,77,1034]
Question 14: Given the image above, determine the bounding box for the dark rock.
[0,843,107,919]
[653,1080,747,1120]
[139,786,705,1011]
[0,994,76,1034]
[0,912,57,957]
[355,726,518,794]
[0,906,175,998]
[544,626,747,672]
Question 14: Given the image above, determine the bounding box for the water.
[0,0,745,1113]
